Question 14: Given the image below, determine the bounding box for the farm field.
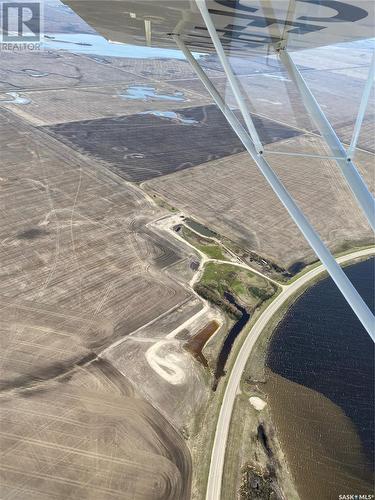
[146,133,374,270]
[98,55,224,79]
[0,82,210,125]
[0,50,141,91]
[0,358,191,500]
[0,109,190,342]
[168,47,374,151]
[0,16,374,500]
[336,118,375,154]
[45,104,301,182]
[0,50,221,91]
[0,107,196,499]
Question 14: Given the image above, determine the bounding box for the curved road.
[206,248,375,500]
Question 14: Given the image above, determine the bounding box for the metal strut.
[194,0,263,154]
[347,50,375,160]
[172,34,374,342]
[278,48,375,232]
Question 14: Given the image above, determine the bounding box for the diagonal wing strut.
[172,0,375,345]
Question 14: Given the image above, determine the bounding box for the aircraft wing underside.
[63,0,374,55]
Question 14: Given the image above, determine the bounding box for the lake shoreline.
[256,257,374,499]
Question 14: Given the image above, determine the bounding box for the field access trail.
[205,247,375,500]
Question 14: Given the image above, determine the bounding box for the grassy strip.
[196,243,227,260]
[180,225,230,261]
[198,262,278,312]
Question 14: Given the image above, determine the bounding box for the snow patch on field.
[249,396,267,411]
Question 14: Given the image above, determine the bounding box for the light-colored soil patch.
[249,396,267,411]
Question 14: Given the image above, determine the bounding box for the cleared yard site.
[0,108,192,499]
[146,133,374,270]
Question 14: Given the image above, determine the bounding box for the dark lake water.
[266,258,374,496]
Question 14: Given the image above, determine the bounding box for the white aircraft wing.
[63,0,374,54]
